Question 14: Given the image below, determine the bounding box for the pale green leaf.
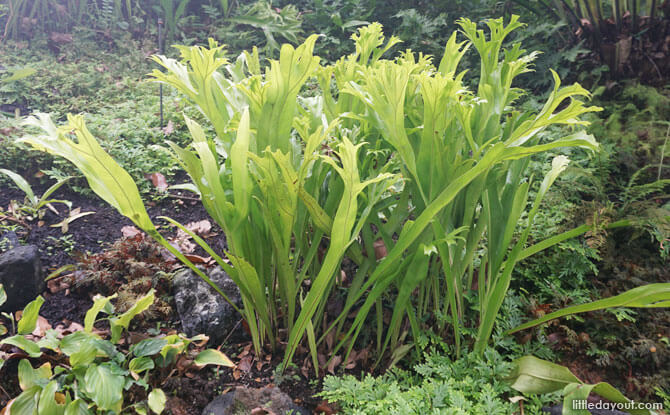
[194,349,235,367]
[84,363,124,412]
[147,389,166,414]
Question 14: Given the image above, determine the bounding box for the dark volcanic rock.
[202,386,309,415]
[0,245,43,312]
[173,267,242,344]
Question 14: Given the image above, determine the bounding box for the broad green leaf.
[60,332,94,356]
[147,389,166,414]
[2,67,36,82]
[132,338,168,357]
[8,386,41,415]
[36,330,61,351]
[17,296,44,335]
[84,363,124,412]
[194,349,235,367]
[508,356,580,394]
[19,114,156,232]
[68,337,98,367]
[510,356,650,415]
[37,381,65,415]
[64,399,92,415]
[18,360,52,391]
[0,168,37,205]
[129,357,155,374]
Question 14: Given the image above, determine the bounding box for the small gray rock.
[202,386,309,415]
[0,245,43,312]
[173,267,242,344]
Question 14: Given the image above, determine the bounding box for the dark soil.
[0,180,225,269]
[40,291,93,326]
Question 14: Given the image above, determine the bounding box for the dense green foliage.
[18,18,670,382]
[0,291,233,415]
[320,349,536,415]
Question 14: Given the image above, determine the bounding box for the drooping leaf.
[508,283,670,334]
[1,336,42,358]
[509,356,650,415]
[194,349,235,367]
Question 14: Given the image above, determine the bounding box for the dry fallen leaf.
[146,172,169,192]
[31,316,52,337]
[170,219,214,253]
[314,401,336,415]
[374,238,387,259]
[327,355,342,375]
[162,120,174,136]
[47,276,70,294]
[185,219,212,235]
[121,226,142,238]
[238,355,253,372]
[183,254,213,264]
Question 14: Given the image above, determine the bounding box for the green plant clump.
[17,18,670,384]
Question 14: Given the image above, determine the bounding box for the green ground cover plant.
[320,349,541,415]
[15,18,670,406]
[0,291,234,415]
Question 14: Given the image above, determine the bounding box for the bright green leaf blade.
[0,168,37,205]
[2,67,36,82]
[129,356,155,374]
[8,386,41,415]
[64,399,92,415]
[110,289,155,343]
[508,283,670,334]
[37,381,65,415]
[17,296,45,335]
[18,360,52,391]
[132,338,168,357]
[84,294,117,333]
